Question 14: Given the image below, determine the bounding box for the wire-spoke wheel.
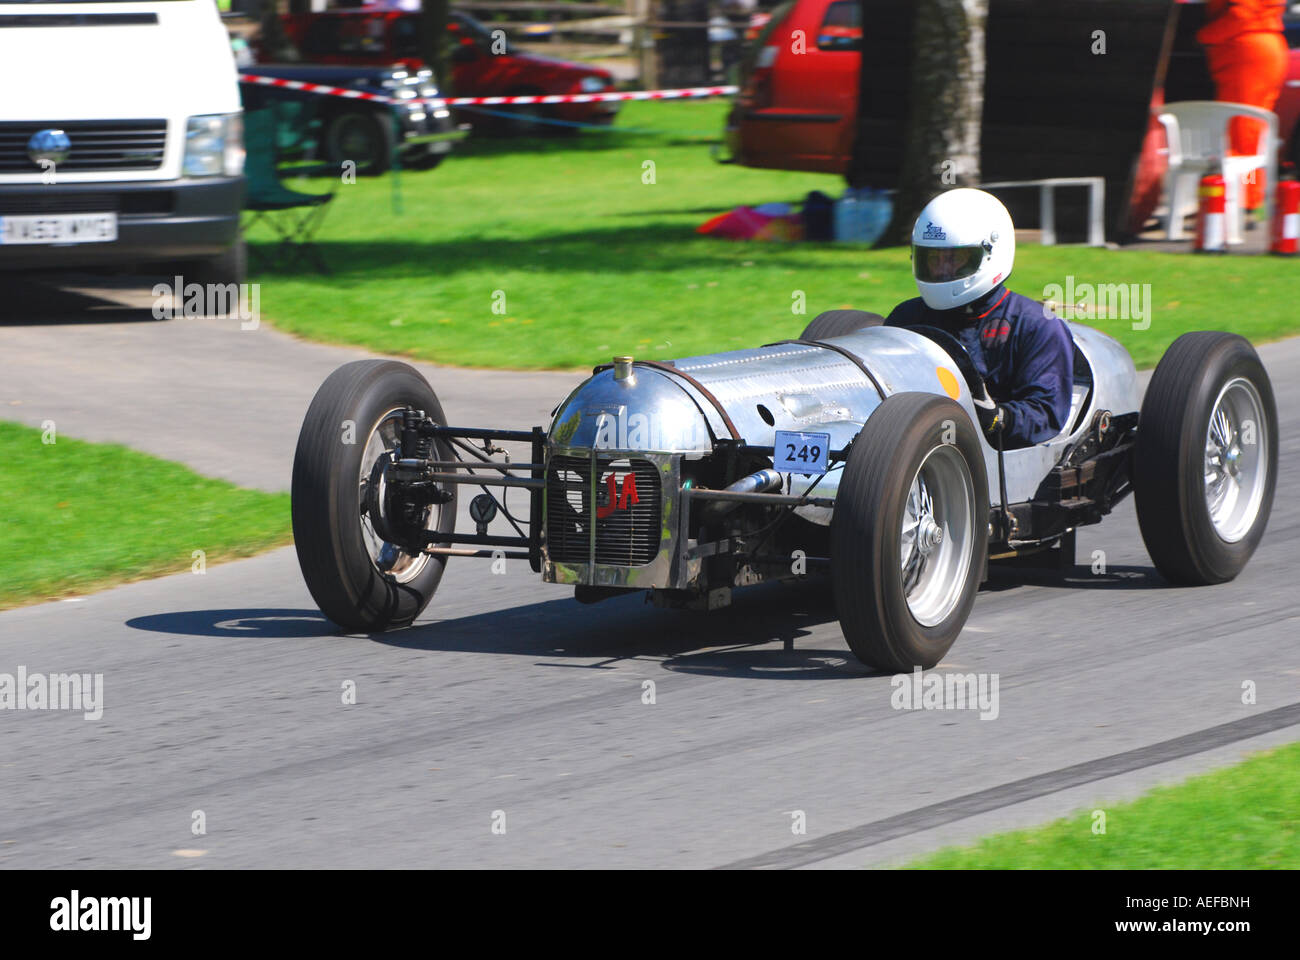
[292,360,456,632]
[1136,332,1277,585]
[898,444,976,627]
[357,408,444,583]
[832,392,988,671]
[1202,378,1268,543]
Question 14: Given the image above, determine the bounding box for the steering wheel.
[908,325,990,403]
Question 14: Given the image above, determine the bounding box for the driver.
[885,188,1074,450]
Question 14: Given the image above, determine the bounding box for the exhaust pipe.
[701,468,784,519]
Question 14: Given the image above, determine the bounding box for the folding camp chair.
[241,109,336,274]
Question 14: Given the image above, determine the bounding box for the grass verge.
[0,421,291,609]
[907,740,1300,868]
[250,100,1300,371]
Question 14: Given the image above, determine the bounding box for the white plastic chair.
[1156,101,1278,244]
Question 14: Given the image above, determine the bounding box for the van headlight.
[184,113,244,177]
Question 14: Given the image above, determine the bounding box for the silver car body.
[542,323,1139,589]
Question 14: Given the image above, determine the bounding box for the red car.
[274,7,619,133]
[724,0,863,174]
[727,0,1300,224]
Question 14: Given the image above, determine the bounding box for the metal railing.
[980,177,1107,247]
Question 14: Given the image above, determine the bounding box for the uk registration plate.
[0,213,117,245]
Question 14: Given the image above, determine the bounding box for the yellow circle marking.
[936,366,961,399]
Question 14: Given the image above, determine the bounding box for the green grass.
[908,741,1300,869]
[0,421,291,609]
[250,100,1300,371]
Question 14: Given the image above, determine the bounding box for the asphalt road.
[1,279,1297,869]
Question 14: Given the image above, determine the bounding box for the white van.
[0,0,245,284]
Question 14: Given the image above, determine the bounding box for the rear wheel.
[831,392,988,670]
[292,360,456,631]
[1134,331,1276,584]
[800,309,884,340]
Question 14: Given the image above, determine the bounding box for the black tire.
[402,149,446,171]
[325,110,393,175]
[171,237,247,292]
[800,309,884,340]
[1134,331,1277,585]
[291,360,457,632]
[831,392,989,671]
[501,89,549,136]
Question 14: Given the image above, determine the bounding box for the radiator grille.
[0,120,167,172]
[0,192,174,217]
[0,194,116,214]
[546,455,661,567]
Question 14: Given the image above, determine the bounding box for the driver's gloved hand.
[971,386,1005,438]
[980,405,1006,438]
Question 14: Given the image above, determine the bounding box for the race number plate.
[773,430,830,475]
[0,213,117,245]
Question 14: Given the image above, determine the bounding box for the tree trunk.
[258,0,292,61]
[878,0,987,246]
[419,0,452,95]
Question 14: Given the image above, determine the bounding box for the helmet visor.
[913,244,986,284]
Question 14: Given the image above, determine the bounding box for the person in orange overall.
[1197,0,1288,213]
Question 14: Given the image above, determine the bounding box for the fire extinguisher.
[1195,171,1227,254]
[1271,165,1300,256]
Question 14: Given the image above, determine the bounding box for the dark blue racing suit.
[885,284,1074,449]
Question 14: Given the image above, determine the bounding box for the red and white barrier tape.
[239,73,736,108]
[445,85,737,106]
[240,74,397,104]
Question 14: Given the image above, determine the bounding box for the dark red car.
[723,0,863,174]
[275,8,619,133]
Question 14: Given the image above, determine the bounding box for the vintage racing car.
[290,311,1277,671]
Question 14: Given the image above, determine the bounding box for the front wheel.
[800,309,884,341]
[169,237,247,292]
[291,360,456,631]
[1134,331,1276,584]
[325,111,393,175]
[402,148,446,171]
[831,392,989,671]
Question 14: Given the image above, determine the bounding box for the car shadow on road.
[981,563,1164,592]
[0,276,163,326]
[126,607,339,639]
[124,578,888,679]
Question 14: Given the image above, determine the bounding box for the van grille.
[0,120,167,172]
[0,193,116,214]
[546,455,662,567]
[0,192,174,217]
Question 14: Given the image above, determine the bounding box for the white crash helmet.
[911,188,1015,310]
